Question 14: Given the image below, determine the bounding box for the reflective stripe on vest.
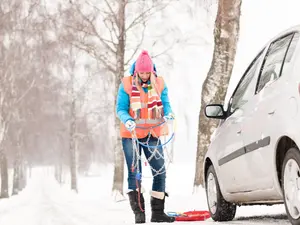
[135,118,164,125]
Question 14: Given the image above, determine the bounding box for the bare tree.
[194,0,242,188]
[0,0,73,196]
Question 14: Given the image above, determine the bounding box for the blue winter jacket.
[116,63,173,124]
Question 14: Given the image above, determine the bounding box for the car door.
[240,32,300,191]
[214,109,244,194]
[216,50,265,194]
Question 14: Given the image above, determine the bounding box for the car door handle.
[237,130,242,134]
[268,110,275,115]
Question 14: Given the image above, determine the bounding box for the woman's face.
[138,72,151,82]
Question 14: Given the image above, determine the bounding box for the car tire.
[282,147,300,225]
[205,165,236,221]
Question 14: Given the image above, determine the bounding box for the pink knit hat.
[135,50,154,73]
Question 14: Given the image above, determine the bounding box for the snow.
[0,1,299,224]
[0,166,290,225]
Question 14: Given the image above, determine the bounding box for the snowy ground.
[0,165,290,225]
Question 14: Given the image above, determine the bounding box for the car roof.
[267,24,300,44]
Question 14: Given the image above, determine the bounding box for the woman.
[116,50,175,223]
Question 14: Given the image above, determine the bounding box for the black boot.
[128,190,146,224]
[150,192,175,223]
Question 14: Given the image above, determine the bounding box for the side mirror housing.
[205,104,226,119]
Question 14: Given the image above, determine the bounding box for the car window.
[230,50,265,112]
[281,32,300,76]
[256,33,294,93]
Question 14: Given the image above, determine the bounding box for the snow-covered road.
[0,169,291,225]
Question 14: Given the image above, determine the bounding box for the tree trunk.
[19,162,26,190]
[12,152,20,195]
[55,138,63,184]
[69,98,78,192]
[0,152,9,198]
[59,148,63,184]
[55,164,59,182]
[112,0,126,199]
[55,160,63,184]
[68,45,78,193]
[29,163,32,178]
[194,0,242,188]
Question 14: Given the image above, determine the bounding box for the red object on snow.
[175,210,211,221]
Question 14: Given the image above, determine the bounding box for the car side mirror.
[205,104,226,119]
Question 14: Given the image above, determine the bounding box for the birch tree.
[194,0,242,187]
[38,4,96,190]
[0,0,70,194]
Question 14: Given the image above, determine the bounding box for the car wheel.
[282,147,300,225]
[205,165,236,221]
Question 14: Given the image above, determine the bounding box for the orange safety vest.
[120,76,169,139]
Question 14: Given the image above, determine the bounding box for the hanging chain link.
[131,121,174,178]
